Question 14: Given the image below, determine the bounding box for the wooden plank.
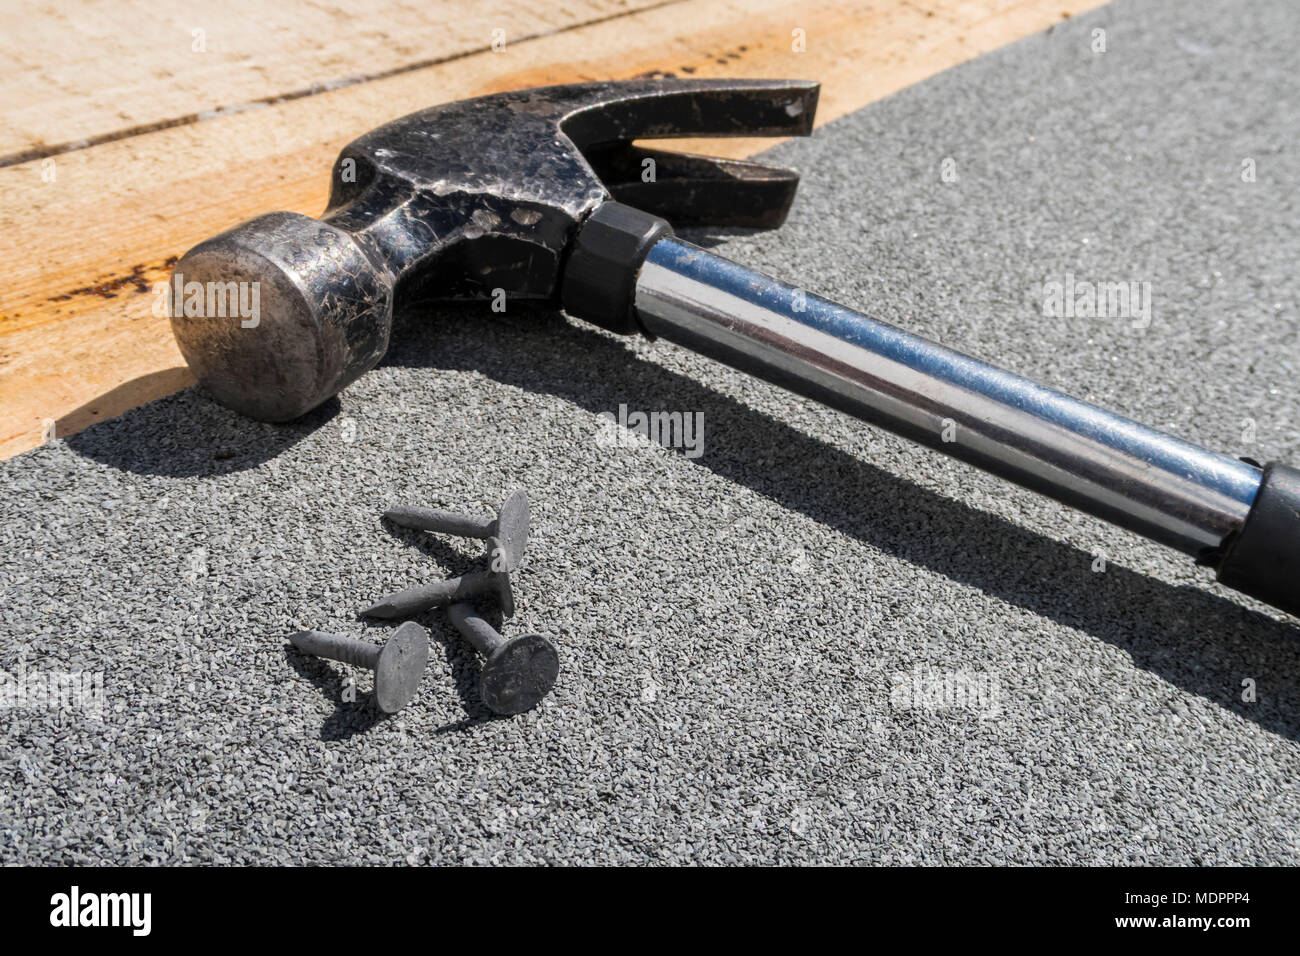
[0,0,1106,459]
[0,0,671,161]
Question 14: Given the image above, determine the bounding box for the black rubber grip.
[1216,462,1300,616]
[561,201,673,335]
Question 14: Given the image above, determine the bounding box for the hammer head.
[171,79,819,421]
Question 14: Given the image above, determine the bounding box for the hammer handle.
[627,236,1300,617]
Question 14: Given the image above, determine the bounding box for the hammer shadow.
[63,385,341,477]
[384,303,1300,741]
[55,367,196,441]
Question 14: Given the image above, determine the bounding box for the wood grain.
[0,0,674,162]
[0,0,1106,459]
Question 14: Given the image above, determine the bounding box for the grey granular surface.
[3,0,1300,864]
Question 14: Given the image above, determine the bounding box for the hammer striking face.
[170,79,819,422]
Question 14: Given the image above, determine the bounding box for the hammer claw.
[559,78,820,146]
[586,145,802,228]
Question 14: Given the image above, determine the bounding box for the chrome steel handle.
[633,236,1261,558]
[561,202,1299,617]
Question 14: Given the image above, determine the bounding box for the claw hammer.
[170,80,1300,618]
